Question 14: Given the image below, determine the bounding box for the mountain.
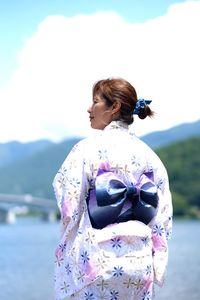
[0,139,53,167]
[156,137,200,217]
[141,119,200,148]
[0,119,199,168]
[0,137,81,199]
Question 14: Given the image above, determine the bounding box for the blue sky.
[0,0,199,142]
[0,0,186,85]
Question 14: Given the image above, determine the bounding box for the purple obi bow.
[86,169,158,229]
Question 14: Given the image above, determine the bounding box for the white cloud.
[1,0,200,142]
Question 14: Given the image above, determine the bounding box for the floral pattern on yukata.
[53,121,173,300]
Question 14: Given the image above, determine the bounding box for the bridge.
[0,193,59,224]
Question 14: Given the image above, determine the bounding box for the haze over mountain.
[141,119,200,148]
[0,139,52,167]
[0,119,199,167]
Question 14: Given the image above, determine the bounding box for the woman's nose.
[87,106,92,113]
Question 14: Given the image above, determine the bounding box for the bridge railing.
[0,193,57,209]
[0,193,58,224]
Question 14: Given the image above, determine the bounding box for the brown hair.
[93,78,154,124]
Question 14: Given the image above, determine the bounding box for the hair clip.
[133,99,152,115]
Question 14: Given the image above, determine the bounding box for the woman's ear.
[112,101,121,115]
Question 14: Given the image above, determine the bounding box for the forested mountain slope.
[156,137,200,217]
[0,138,80,198]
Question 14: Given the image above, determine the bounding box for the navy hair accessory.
[133,99,152,115]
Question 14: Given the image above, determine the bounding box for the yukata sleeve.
[149,158,173,286]
[53,140,89,235]
[155,167,173,239]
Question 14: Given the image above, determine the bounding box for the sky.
[0,0,199,143]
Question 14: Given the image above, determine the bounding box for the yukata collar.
[104,120,129,132]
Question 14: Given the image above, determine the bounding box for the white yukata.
[53,120,173,300]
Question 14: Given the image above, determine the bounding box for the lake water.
[0,218,200,300]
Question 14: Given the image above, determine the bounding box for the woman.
[53,78,173,300]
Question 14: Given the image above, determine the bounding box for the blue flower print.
[78,229,83,235]
[141,236,149,247]
[72,209,79,221]
[166,223,172,239]
[142,290,151,300]
[65,263,72,275]
[111,237,122,249]
[98,149,108,160]
[57,167,67,188]
[110,290,119,300]
[145,265,152,276]
[59,242,66,252]
[60,281,70,293]
[76,270,85,282]
[112,266,124,277]
[70,177,81,188]
[71,144,78,153]
[157,178,164,190]
[84,291,94,300]
[131,155,140,167]
[153,224,164,236]
[166,231,170,239]
[81,251,90,264]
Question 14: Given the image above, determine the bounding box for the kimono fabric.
[53,121,173,300]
